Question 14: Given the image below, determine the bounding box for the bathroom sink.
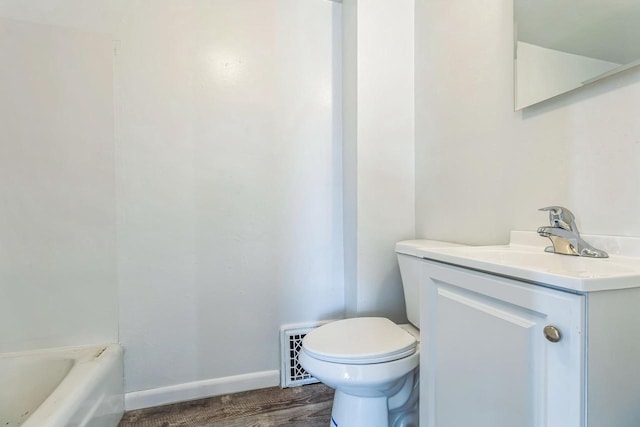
[416,231,640,292]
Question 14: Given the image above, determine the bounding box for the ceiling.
[516,0,640,64]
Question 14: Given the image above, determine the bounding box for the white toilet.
[300,240,459,427]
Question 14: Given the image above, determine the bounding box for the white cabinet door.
[421,262,585,427]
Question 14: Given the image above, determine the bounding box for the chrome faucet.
[537,206,608,258]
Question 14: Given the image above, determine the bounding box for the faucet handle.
[538,206,577,232]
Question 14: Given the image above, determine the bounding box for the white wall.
[0,0,418,406]
[415,0,640,244]
[0,18,116,352]
[343,0,415,323]
[0,0,345,402]
[114,0,344,396]
[516,42,620,110]
[0,0,123,33]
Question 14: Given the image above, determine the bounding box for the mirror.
[514,0,640,110]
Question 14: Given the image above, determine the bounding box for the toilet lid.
[302,317,417,364]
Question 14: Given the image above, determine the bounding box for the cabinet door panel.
[421,263,584,427]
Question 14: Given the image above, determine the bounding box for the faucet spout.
[537,207,608,258]
[537,226,579,255]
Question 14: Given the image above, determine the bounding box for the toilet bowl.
[300,240,461,427]
[300,317,419,427]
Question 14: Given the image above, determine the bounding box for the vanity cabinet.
[420,260,640,427]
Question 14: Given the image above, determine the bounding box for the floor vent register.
[280,321,332,388]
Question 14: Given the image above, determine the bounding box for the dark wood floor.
[118,383,334,427]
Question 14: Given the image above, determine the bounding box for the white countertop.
[415,231,640,293]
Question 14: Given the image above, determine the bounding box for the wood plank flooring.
[118,383,334,427]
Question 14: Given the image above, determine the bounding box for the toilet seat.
[302,317,417,364]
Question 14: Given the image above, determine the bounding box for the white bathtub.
[0,344,124,427]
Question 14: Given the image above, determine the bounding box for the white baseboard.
[124,369,280,411]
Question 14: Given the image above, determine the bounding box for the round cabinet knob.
[543,325,562,343]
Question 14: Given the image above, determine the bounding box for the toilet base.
[328,369,419,427]
[330,390,389,427]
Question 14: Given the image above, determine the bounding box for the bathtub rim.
[12,343,124,427]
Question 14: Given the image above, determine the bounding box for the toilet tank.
[396,240,463,328]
